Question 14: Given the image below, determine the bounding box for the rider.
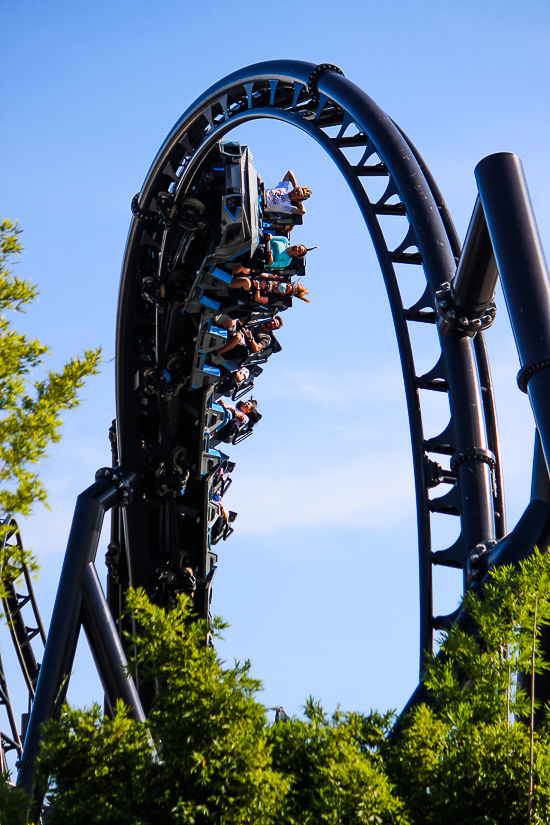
[211,317,283,364]
[229,239,316,285]
[216,397,260,442]
[261,170,312,215]
[252,279,310,305]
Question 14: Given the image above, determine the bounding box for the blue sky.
[1,0,549,745]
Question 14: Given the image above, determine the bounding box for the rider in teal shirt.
[267,235,307,268]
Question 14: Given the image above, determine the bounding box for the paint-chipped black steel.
[434,199,498,334]
[17,471,138,798]
[116,60,502,672]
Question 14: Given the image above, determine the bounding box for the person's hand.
[252,280,259,289]
[244,329,252,339]
[265,233,272,240]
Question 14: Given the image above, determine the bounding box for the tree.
[37,590,289,825]
[268,700,405,824]
[0,219,100,589]
[19,552,550,825]
[34,591,406,825]
[387,550,550,824]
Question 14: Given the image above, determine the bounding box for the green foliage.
[0,776,29,825]
[37,703,153,825]
[30,553,550,824]
[35,592,407,824]
[0,219,101,588]
[421,549,550,726]
[14,553,550,823]
[387,550,550,824]
[268,700,406,824]
[389,705,550,824]
[37,591,288,824]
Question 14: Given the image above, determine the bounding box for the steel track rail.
[116,60,502,670]
[0,520,45,773]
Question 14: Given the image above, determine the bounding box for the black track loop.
[116,60,503,673]
[307,63,345,98]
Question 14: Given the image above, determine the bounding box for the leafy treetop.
[0,219,101,585]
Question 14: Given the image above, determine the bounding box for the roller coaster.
[2,60,550,810]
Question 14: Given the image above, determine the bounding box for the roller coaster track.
[114,59,503,665]
[18,61,550,810]
[0,520,45,772]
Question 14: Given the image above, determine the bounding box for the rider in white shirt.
[262,170,311,215]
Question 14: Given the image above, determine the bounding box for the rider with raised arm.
[262,170,312,215]
[211,317,283,364]
[216,397,260,442]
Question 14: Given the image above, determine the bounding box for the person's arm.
[252,330,271,352]
[244,328,262,353]
[259,271,284,280]
[219,398,237,414]
[291,202,306,215]
[283,170,297,188]
[252,282,269,305]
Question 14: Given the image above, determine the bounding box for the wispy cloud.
[230,454,415,534]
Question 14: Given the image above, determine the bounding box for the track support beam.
[16,469,142,805]
[476,153,550,466]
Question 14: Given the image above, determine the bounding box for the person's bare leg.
[216,331,244,356]
[229,277,251,290]
[231,263,251,276]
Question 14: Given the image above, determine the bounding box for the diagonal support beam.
[81,562,145,722]
[17,469,137,800]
